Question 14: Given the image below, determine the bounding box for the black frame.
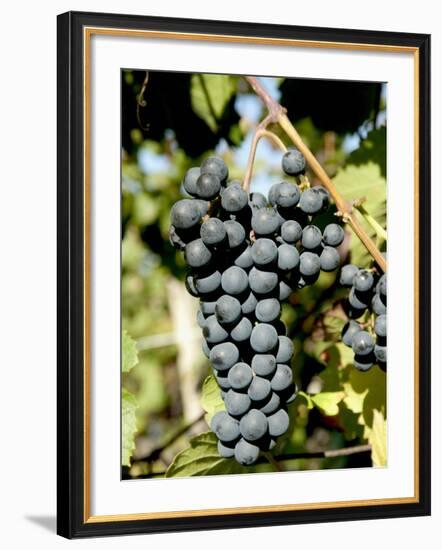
[57,11,431,539]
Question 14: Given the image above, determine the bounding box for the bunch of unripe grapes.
[340,265,387,372]
[169,149,345,465]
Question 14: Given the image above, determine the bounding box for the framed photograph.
[57,11,431,538]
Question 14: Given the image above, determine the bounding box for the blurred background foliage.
[121,70,387,479]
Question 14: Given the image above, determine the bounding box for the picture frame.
[57,10,431,539]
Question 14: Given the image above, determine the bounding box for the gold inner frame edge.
[82,26,420,524]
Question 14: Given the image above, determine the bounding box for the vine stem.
[245,76,387,273]
[263,452,286,472]
[355,203,388,241]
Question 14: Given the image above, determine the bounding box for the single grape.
[301,225,322,249]
[234,438,260,465]
[353,269,374,292]
[221,266,249,296]
[323,223,344,247]
[203,315,229,344]
[299,188,323,214]
[250,324,278,353]
[184,239,212,269]
[215,295,241,325]
[352,331,375,356]
[248,377,272,402]
[200,156,228,182]
[340,264,359,287]
[234,245,254,269]
[224,220,246,249]
[182,166,201,197]
[171,199,201,230]
[250,192,267,209]
[282,148,306,176]
[267,409,290,438]
[241,291,258,316]
[270,364,293,392]
[224,390,251,416]
[221,182,248,212]
[228,362,253,390]
[375,314,387,338]
[249,267,279,295]
[315,186,330,208]
[239,409,268,441]
[194,270,221,294]
[270,182,301,208]
[275,336,294,364]
[342,320,362,347]
[278,243,300,272]
[260,392,281,415]
[230,317,253,342]
[209,342,240,371]
[320,246,340,272]
[251,208,280,236]
[211,411,240,443]
[299,251,320,277]
[281,220,303,244]
[372,293,387,315]
[251,354,276,377]
[214,369,231,390]
[217,440,235,458]
[195,173,221,200]
[255,298,281,323]
[200,218,226,246]
[374,345,387,363]
[251,238,278,266]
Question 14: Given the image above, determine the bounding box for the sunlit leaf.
[311,392,345,416]
[165,432,244,477]
[366,409,387,466]
[122,388,138,466]
[200,375,225,424]
[191,74,236,132]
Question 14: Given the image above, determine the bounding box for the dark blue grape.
[278,244,300,272]
[215,295,241,325]
[200,156,228,182]
[250,324,278,353]
[183,167,201,197]
[250,192,267,209]
[211,411,240,443]
[171,199,201,229]
[249,267,278,295]
[352,331,375,356]
[375,314,387,338]
[251,354,276,377]
[372,293,387,315]
[221,266,249,295]
[270,364,293,392]
[203,315,229,344]
[210,342,240,371]
[269,182,301,208]
[260,392,281,415]
[251,208,280,236]
[224,220,246,248]
[342,320,362,347]
[281,220,302,244]
[234,438,259,465]
[221,182,248,212]
[267,409,289,438]
[281,148,306,176]
[224,390,251,416]
[241,291,258,316]
[195,270,221,294]
[323,223,344,247]
[279,280,292,301]
[217,440,235,458]
[340,264,359,287]
[299,251,320,277]
[196,173,221,200]
[255,298,281,323]
[251,238,278,266]
[234,246,254,269]
[320,246,340,272]
[301,225,322,249]
[353,270,374,292]
[239,409,268,441]
[184,239,212,268]
[228,362,253,390]
[248,377,271,402]
[230,317,253,343]
[275,336,294,364]
[299,188,323,214]
[200,218,226,246]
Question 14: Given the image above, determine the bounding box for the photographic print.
[121,71,387,479]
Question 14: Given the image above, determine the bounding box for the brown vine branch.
[136,71,150,131]
[126,444,372,479]
[245,76,387,273]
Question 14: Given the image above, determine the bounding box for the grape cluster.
[170,149,343,465]
[340,265,387,371]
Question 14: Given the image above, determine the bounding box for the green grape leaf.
[191,74,236,132]
[344,365,386,426]
[332,162,386,267]
[311,391,345,416]
[165,432,244,477]
[295,391,314,409]
[122,388,138,466]
[201,375,225,424]
[122,330,138,373]
[366,409,387,466]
